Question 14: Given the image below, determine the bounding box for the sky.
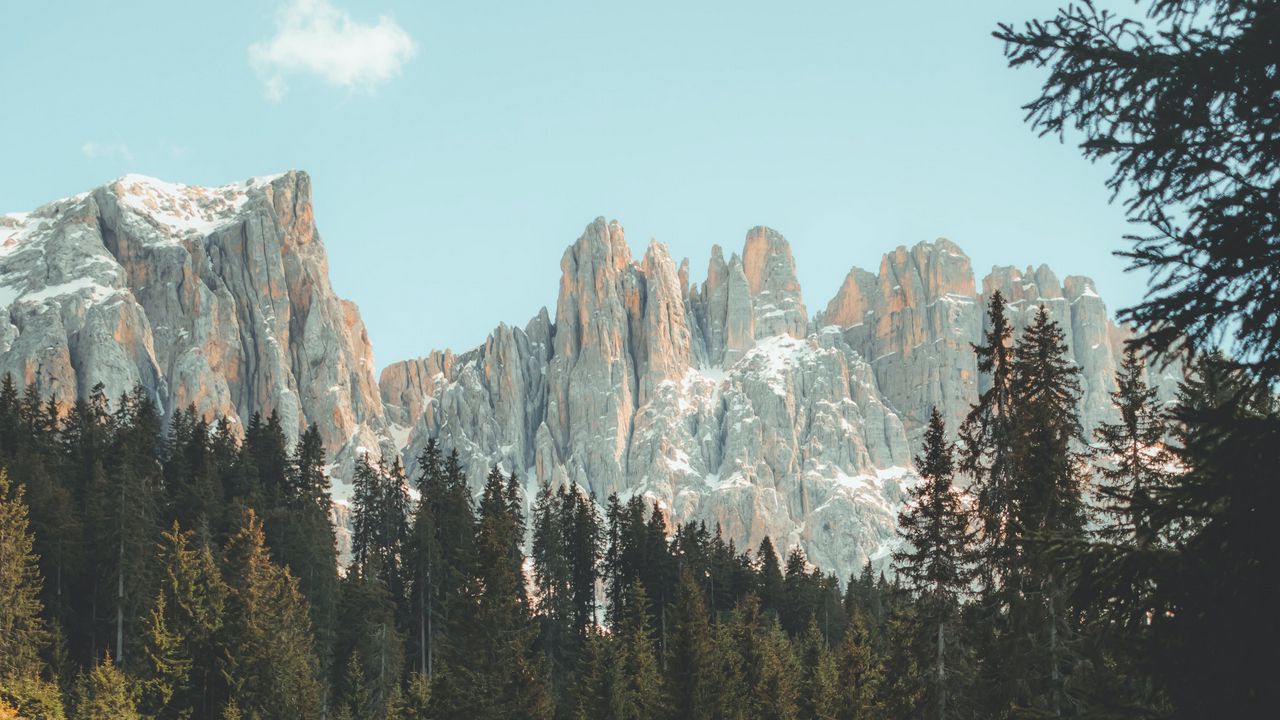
[0,0,1144,370]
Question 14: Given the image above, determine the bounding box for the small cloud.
[249,0,416,101]
[81,141,134,161]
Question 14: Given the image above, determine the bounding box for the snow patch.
[114,172,285,240]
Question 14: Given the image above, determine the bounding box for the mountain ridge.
[2,173,1174,578]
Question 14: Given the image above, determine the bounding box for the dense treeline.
[1,283,1274,718]
[0,372,925,719]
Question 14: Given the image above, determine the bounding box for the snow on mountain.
[0,171,394,490]
[383,219,1176,579]
[2,173,1170,579]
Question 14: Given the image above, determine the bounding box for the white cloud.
[81,141,133,161]
[249,0,416,101]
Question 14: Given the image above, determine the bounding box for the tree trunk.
[427,560,434,678]
[116,483,125,663]
[1048,575,1061,717]
[937,619,946,720]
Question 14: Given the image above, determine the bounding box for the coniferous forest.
[1,1,1276,718]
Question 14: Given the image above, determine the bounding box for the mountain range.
[0,171,1176,578]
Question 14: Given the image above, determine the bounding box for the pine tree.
[0,469,50,680]
[726,594,800,720]
[798,619,840,720]
[274,426,339,682]
[666,572,719,720]
[568,631,611,720]
[334,567,404,720]
[85,386,163,668]
[609,583,669,720]
[893,407,973,720]
[71,653,139,720]
[220,509,322,720]
[1093,348,1174,550]
[1005,306,1088,717]
[139,522,227,720]
[431,466,552,720]
[834,606,884,720]
[1067,355,1279,717]
[959,290,1017,584]
[997,0,1280,386]
[754,536,783,616]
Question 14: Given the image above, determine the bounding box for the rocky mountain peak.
[4,174,1169,579]
[1,171,393,486]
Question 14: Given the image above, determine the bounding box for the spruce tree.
[997,0,1280,386]
[1093,348,1174,550]
[0,677,65,720]
[567,487,601,636]
[877,595,926,720]
[275,426,339,681]
[1068,355,1279,717]
[568,631,611,720]
[162,405,222,535]
[431,466,552,720]
[726,594,800,720]
[220,509,322,720]
[970,305,1089,717]
[610,582,669,720]
[834,606,884,720]
[779,546,818,637]
[71,653,139,720]
[406,443,476,683]
[1010,307,1088,716]
[139,522,227,720]
[334,566,404,720]
[666,572,719,720]
[959,290,1017,583]
[893,407,973,720]
[999,3,1279,705]
[86,386,163,668]
[0,469,50,680]
[530,480,575,688]
[754,536,784,616]
[798,619,840,720]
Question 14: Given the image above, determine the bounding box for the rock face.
[385,225,1173,579]
[0,172,394,486]
[384,219,918,578]
[4,174,1163,580]
[816,238,981,445]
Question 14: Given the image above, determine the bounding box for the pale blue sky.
[0,0,1139,370]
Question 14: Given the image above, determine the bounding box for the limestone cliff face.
[817,238,981,444]
[384,225,1168,579]
[0,172,394,484]
[819,239,1178,447]
[384,219,915,578]
[4,173,1161,579]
